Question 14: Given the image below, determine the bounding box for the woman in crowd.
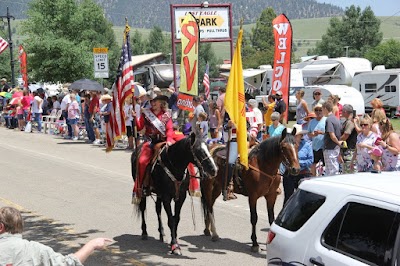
[370,98,385,114]
[67,93,80,141]
[295,89,310,125]
[329,94,341,119]
[208,101,221,139]
[268,112,286,138]
[377,119,400,171]
[282,124,313,204]
[352,115,377,172]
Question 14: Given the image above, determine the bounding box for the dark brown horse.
[201,128,300,252]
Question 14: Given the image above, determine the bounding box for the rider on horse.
[222,112,238,201]
[133,94,174,199]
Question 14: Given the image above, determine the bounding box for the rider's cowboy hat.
[152,95,169,102]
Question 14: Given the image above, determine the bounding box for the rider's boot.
[223,164,235,201]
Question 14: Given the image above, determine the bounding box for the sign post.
[93,47,109,79]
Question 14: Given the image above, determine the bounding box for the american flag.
[106,24,134,152]
[0,36,9,55]
[203,63,210,99]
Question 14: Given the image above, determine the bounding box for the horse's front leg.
[139,198,148,240]
[162,197,181,255]
[265,176,281,225]
[156,197,165,242]
[249,196,259,252]
[175,188,188,239]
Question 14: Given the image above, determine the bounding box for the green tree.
[365,39,400,68]
[251,8,276,51]
[241,7,277,68]
[131,30,145,55]
[22,0,118,84]
[146,26,167,54]
[310,5,382,57]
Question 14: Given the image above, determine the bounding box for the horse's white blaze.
[201,143,218,171]
[290,143,298,164]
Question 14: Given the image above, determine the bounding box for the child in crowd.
[16,102,24,131]
[197,112,208,142]
[369,137,384,173]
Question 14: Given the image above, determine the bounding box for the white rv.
[293,57,372,86]
[352,69,400,117]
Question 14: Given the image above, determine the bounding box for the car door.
[304,196,400,266]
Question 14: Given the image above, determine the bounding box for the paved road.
[0,127,284,265]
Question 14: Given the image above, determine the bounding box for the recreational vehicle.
[352,68,400,117]
[293,57,372,86]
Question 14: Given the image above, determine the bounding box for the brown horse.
[201,128,300,252]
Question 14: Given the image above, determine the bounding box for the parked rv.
[293,56,372,86]
[352,68,400,117]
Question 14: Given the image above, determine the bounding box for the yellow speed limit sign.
[93,47,109,78]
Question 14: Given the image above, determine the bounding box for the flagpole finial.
[123,18,130,42]
[239,18,244,30]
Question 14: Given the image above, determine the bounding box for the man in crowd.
[340,104,358,173]
[61,90,72,139]
[190,96,205,132]
[89,91,101,144]
[322,101,343,175]
[274,90,286,124]
[1,78,10,92]
[0,206,112,265]
[199,94,209,116]
[307,104,327,176]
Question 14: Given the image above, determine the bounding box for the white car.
[267,172,400,266]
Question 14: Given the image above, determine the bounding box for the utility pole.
[344,46,351,58]
[0,7,15,87]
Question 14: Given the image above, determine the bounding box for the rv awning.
[301,63,340,78]
[220,68,267,79]
[131,52,164,67]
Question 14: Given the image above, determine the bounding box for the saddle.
[141,142,166,195]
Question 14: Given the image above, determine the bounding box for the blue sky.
[316,0,400,16]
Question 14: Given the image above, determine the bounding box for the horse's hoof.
[141,234,148,240]
[211,235,219,242]
[171,244,182,255]
[204,229,211,236]
[251,245,259,253]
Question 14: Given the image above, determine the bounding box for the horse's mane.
[249,134,296,162]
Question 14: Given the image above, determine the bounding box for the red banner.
[177,93,194,111]
[271,14,292,121]
[19,45,28,89]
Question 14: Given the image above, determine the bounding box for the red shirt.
[136,109,174,143]
[21,96,31,110]
[89,95,99,114]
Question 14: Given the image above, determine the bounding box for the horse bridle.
[155,140,211,201]
[280,143,293,170]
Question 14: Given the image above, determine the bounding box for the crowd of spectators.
[1,77,399,175]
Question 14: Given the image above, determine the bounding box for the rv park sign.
[173,6,230,40]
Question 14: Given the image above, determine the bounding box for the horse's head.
[189,131,218,178]
[280,128,301,175]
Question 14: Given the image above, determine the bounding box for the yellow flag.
[224,29,248,169]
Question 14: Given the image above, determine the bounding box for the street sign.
[93,47,109,78]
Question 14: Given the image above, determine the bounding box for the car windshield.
[275,189,326,231]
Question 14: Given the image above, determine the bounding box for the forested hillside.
[1,0,343,29]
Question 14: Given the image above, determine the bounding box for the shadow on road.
[21,210,103,256]
[181,235,266,259]
[109,234,195,265]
